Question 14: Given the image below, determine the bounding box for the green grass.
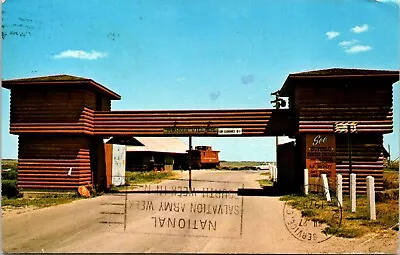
[113,170,180,190]
[384,159,399,172]
[125,170,179,184]
[2,193,82,209]
[280,193,399,238]
[1,159,18,171]
[220,161,272,170]
[257,178,274,187]
[2,160,19,198]
[255,172,273,187]
[383,170,399,190]
[220,161,264,167]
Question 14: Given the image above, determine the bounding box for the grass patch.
[2,193,82,209]
[112,170,180,190]
[325,226,363,238]
[256,172,273,187]
[280,193,399,238]
[220,161,273,170]
[384,160,399,172]
[1,159,18,171]
[126,170,179,185]
[383,170,399,190]
[2,160,20,198]
[257,178,274,187]
[220,161,265,168]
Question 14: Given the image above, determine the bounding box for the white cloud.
[53,50,108,60]
[345,45,372,53]
[326,31,340,39]
[339,39,359,47]
[351,24,369,33]
[376,0,400,6]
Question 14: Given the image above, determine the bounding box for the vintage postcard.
[1,0,399,254]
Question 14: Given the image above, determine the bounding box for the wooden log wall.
[294,82,393,134]
[8,87,110,190]
[94,109,293,136]
[290,78,394,194]
[17,135,92,189]
[9,88,96,135]
[336,134,384,193]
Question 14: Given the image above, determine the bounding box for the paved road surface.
[2,170,398,253]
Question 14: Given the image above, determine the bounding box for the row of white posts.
[304,169,376,220]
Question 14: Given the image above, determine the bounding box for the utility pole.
[346,123,358,192]
[188,136,192,191]
[334,121,357,193]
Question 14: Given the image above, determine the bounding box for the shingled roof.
[2,74,121,100]
[127,137,188,154]
[280,68,400,96]
[290,68,399,76]
[3,74,88,82]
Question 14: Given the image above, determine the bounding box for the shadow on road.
[109,185,294,197]
[238,186,293,197]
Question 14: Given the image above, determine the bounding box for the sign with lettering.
[99,181,243,239]
[306,134,336,191]
[218,128,242,135]
[112,144,126,186]
[163,127,218,135]
[334,122,358,133]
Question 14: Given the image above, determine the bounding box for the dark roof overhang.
[280,68,400,96]
[2,74,121,100]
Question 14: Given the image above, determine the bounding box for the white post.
[350,173,357,213]
[366,176,376,220]
[304,168,309,195]
[271,166,274,181]
[336,174,343,207]
[270,164,274,180]
[320,174,331,202]
[273,166,278,182]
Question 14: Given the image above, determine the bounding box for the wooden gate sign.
[306,134,336,191]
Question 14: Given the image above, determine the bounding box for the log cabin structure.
[277,68,399,193]
[2,75,120,190]
[2,68,399,193]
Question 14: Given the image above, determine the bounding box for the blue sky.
[1,0,399,161]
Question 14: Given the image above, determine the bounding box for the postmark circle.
[282,184,342,243]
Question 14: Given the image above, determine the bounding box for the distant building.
[105,137,221,171]
[106,137,188,171]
